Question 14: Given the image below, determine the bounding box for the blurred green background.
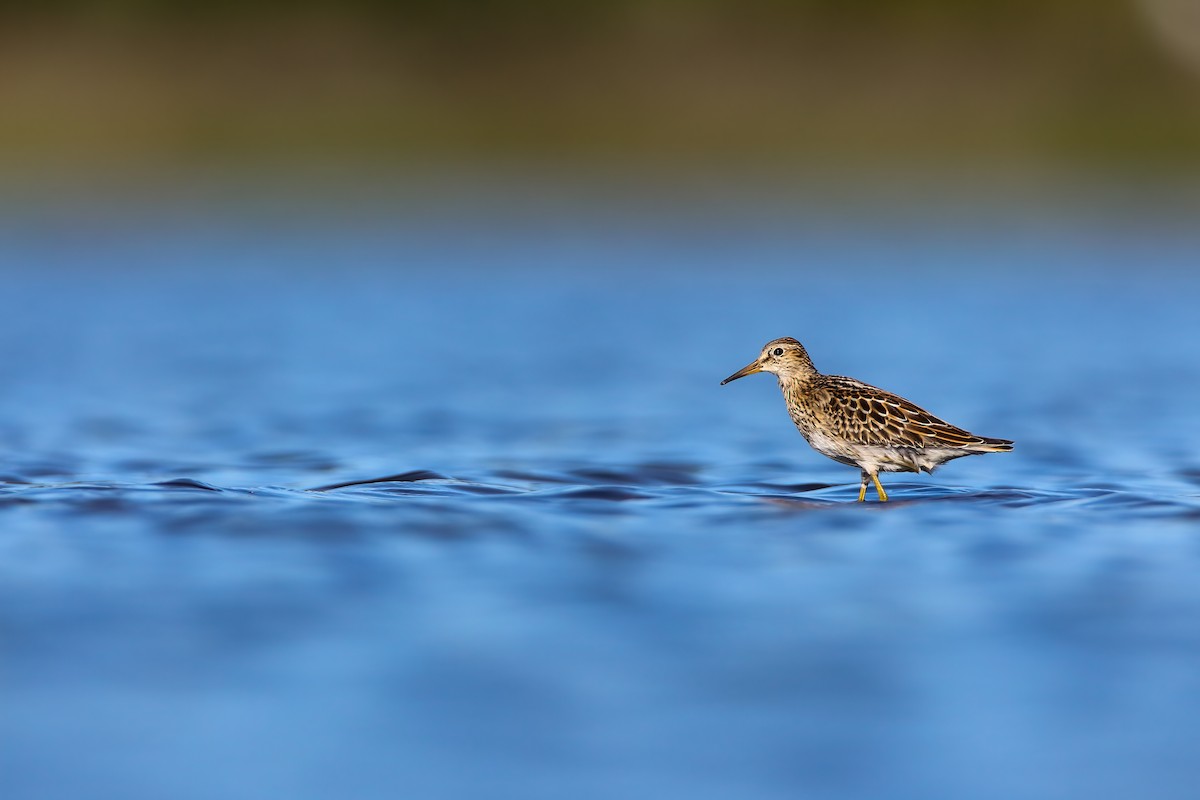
[4,0,1200,177]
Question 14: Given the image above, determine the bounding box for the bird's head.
[720,337,816,385]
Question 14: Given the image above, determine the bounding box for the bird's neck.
[777,369,818,395]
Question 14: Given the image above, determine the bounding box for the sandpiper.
[721,337,1012,501]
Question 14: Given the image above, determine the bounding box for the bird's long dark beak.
[721,360,763,385]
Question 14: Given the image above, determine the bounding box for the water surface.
[3,183,1200,800]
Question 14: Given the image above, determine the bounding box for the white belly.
[803,430,961,474]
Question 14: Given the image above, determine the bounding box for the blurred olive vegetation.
[2,0,1200,172]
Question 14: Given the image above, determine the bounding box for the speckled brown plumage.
[721,337,1012,501]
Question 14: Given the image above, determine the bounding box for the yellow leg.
[857,472,868,502]
[871,473,889,502]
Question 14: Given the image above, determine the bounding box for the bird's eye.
[772,348,784,357]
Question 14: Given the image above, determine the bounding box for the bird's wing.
[820,376,990,449]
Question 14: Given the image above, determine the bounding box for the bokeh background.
[4,0,1200,177]
[5,3,1200,800]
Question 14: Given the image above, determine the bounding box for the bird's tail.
[973,436,1014,452]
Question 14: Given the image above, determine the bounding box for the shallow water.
[3,185,1200,799]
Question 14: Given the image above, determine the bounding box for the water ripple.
[2,467,1196,522]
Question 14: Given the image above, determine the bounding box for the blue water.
[3,182,1200,800]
